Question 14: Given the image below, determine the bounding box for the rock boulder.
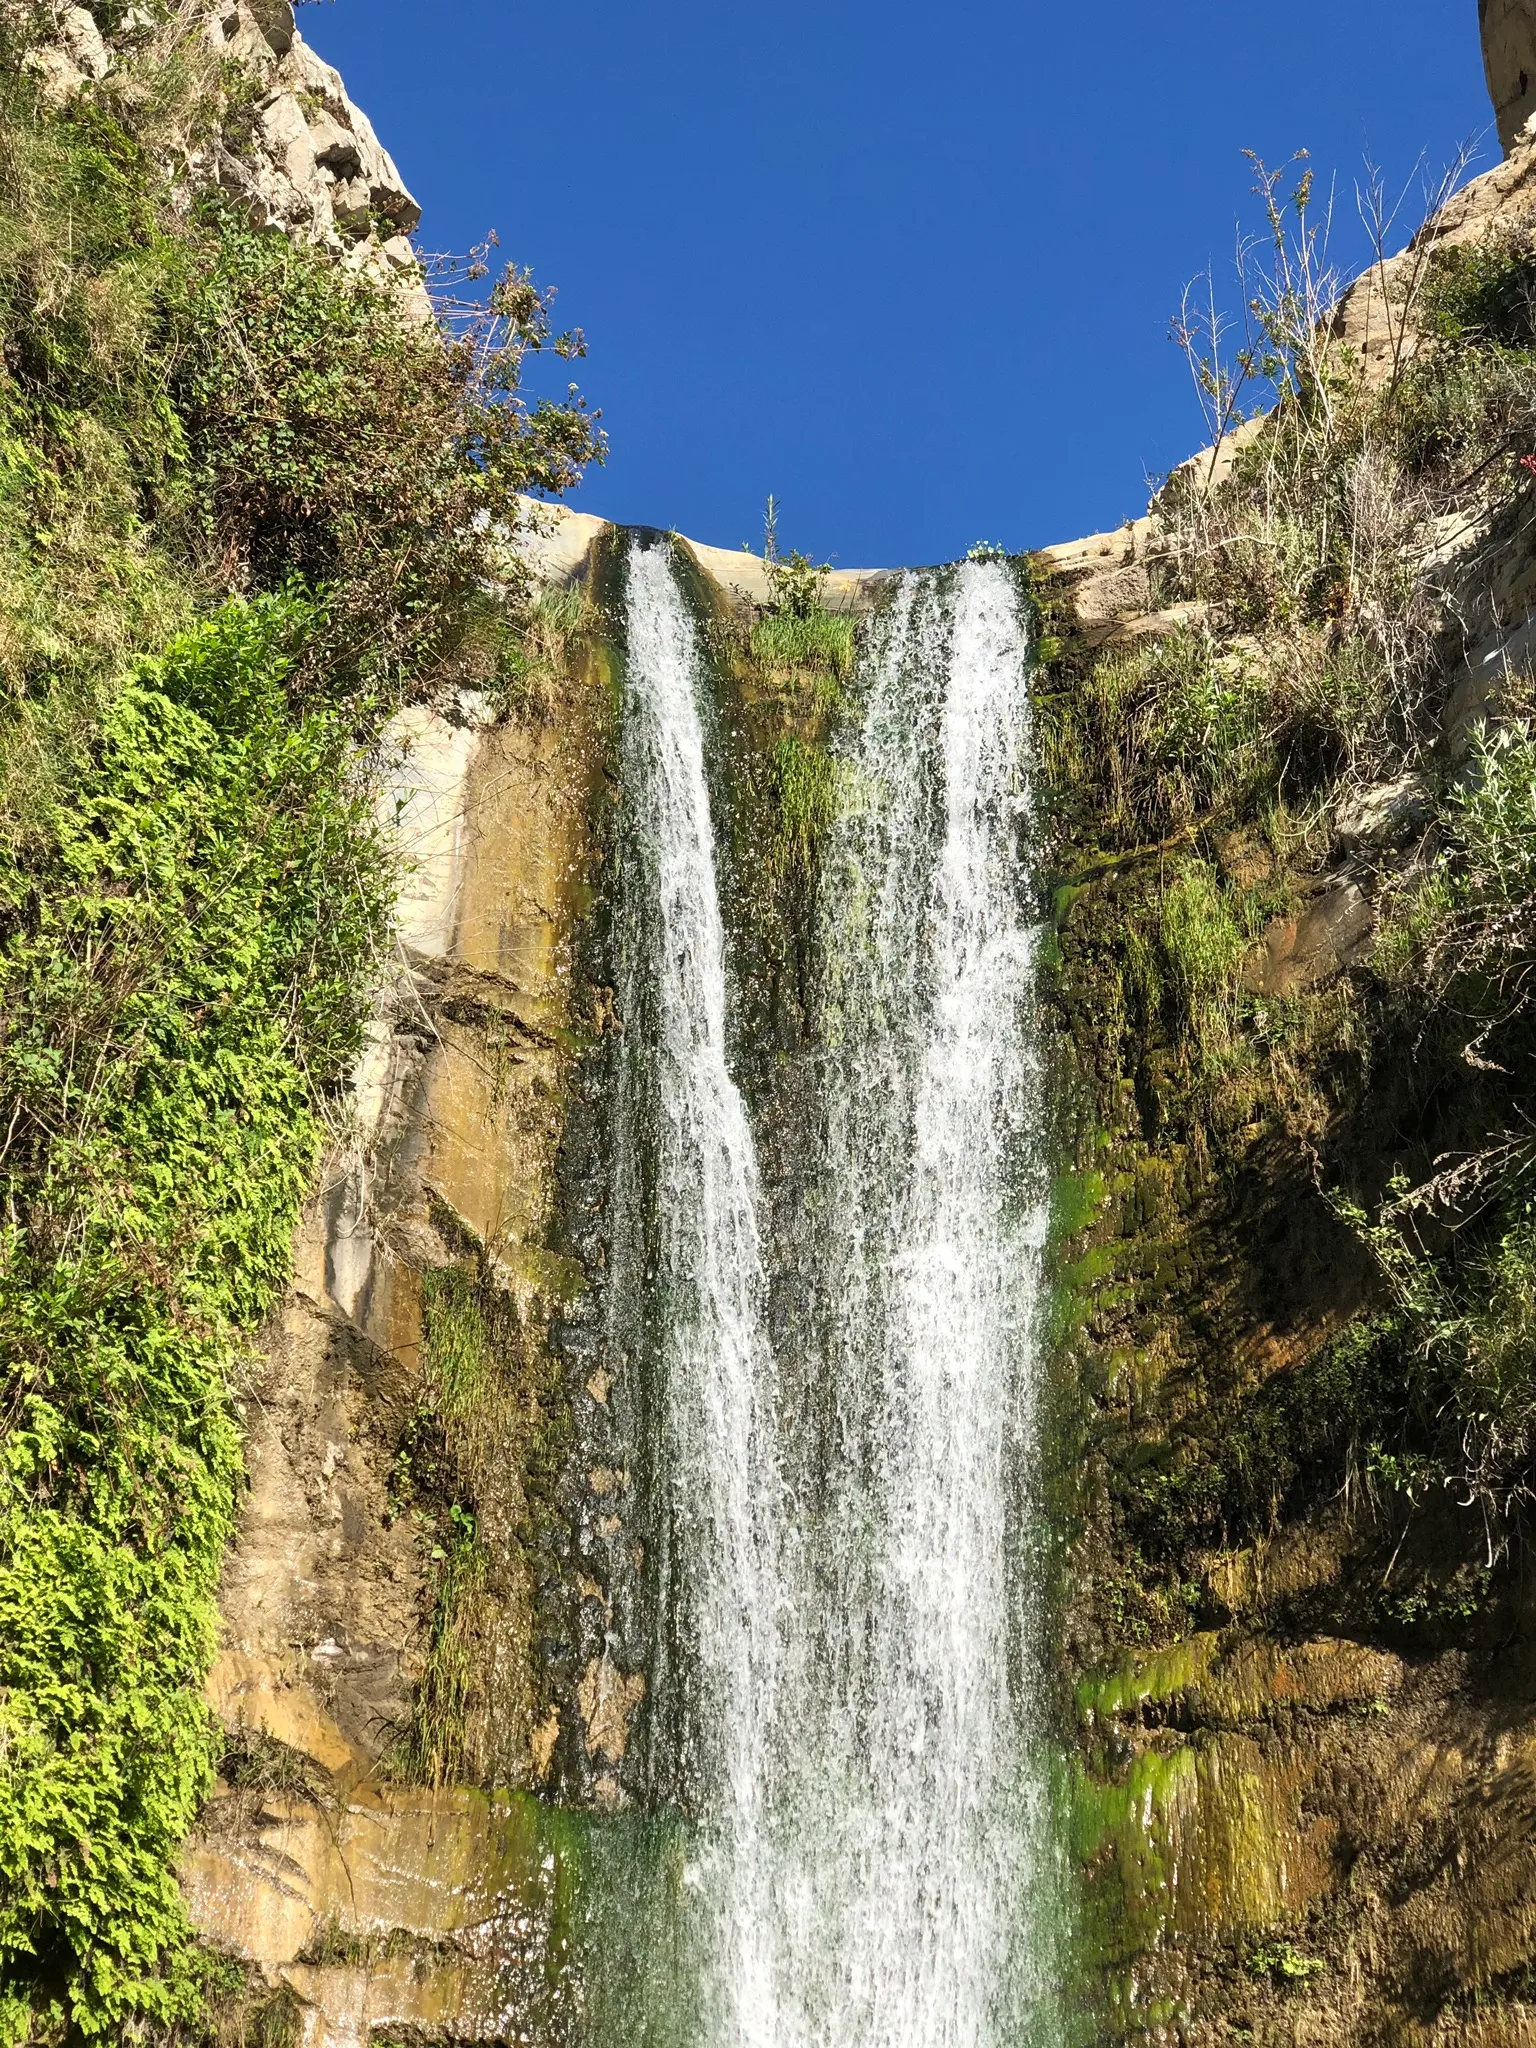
[1482,0,1536,153]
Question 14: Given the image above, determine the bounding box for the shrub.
[162,227,604,699]
[1043,629,1271,847]
[0,23,600,2033]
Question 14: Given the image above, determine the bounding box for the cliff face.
[179,12,1536,2039]
[172,505,895,2044]
[182,570,612,2043]
[32,0,424,300]
[1483,0,1536,154]
[1035,48,1536,2042]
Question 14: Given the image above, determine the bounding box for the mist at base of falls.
[578,541,1068,2048]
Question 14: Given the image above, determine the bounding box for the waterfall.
[768,561,1059,2047]
[608,546,1059,2047]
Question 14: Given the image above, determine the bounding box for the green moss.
[1076,1635,1220,1724]
[1246,1939,1324,1983]
[1070,1747,1197,1958]
[1053,1167,1110,1244]
[766,733,848,882]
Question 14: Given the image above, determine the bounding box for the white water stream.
[618,543,783,2041]
[616,544,1058,2048]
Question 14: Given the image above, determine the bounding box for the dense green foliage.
[0,19,599,2036]
[0,598,390,2038]
[163,229,600,696]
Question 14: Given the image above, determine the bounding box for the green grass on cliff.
[0,24,599,2039]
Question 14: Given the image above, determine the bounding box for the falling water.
[606,547,1060,2047]
[612,540,783,2043]
[766,560,1060,2046]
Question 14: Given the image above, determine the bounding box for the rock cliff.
[29,0,427,312]
[177,8,1536,2034]
[1035,56,1536,2046]
[1483,0,1536,153]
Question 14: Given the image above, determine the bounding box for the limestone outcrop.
[25,1,429,317]
[1483,0,1536,152]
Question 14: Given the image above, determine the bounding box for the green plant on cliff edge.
[0,19,601,2037]
[744,502,857,889]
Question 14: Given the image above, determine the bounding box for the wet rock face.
[1033,118,1536,2029]
[1483,0,1536,154]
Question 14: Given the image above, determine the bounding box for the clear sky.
[303,0,1491,568]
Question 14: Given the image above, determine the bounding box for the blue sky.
[305,0,1490,568]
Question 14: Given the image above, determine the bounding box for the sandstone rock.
[58,3,108,76]
[1483,0,1536,153]
[686,532,894,617]
[1034,521,1155,649]
[305,108,364,180]
[337,103,421,236]
[257,89,321,200]
[1332,126,1536,391]
[26,3,426,296]
[1169,415,1267,498]
[576,1655,646,1766]
[1244,875,1376,996]
[247,0,294,56]
[1334,771,1432,848]
[512,500,614,588]
[184,1782,559,2046]
[28,2,109,99]
[1204,1520,1349,1617]
[1089,599,1210,651]
[1449,610,1536,753]
[326,175,371,239]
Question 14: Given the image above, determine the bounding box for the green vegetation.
[1043,629,1271,844]
[727,507,860,905]
[1156,861,1247,1060]
[766,733,846,882]
[749,607,856,699]
[0,17,599,2037]
[391,1266,496,1788]
[0,599,386,2039]
[1040,154,1536,1673]
[1246,1940,1324,1984]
